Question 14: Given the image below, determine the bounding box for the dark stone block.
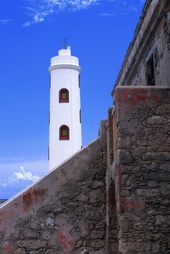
[118,150,133,165]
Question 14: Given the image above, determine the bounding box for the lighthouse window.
[78,74,80,87]
[59,88,69,103]
[79,109,81,123]
[59,125,70,140]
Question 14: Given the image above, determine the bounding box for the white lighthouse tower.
[48,46,82,171]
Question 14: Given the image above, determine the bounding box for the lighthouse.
[48,46,82,171]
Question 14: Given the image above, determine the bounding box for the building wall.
[112,86,170,254]
[130,13,170,87]
[112,0,170,90]
[0,125,107,254]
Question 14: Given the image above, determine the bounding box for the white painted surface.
[49,47,82,170]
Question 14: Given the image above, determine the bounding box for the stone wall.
[0,127,107,254]
[105,108,119,254]
[113,86,170,254]
[112,0,170,89]
[130,9,170,87]
[1,86,170,254]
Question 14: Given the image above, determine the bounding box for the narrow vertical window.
[59,88,69,103]
[59,125,70,140]
[78,74,80,88]
[49,74,51,89]
[79,109,81,123]
[147,54,155,86]
[146,48,158,87]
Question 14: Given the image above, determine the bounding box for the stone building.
[112,0,170,89]
[0,0,170,253]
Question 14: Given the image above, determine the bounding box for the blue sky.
[0,0,145,199]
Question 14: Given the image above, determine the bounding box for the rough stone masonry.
[111,87,170,254]
[1,0,170,252]
[0,125,107,254]
[0,86,170,254]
